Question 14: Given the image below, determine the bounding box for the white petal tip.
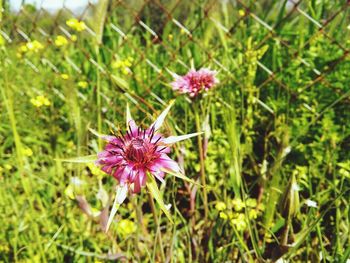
[105,184,128,233]
[162,132,203,144]
[152,100,176,131]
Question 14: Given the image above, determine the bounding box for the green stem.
[95,45,102,149]
[194,104,208,220]
[148,193,165,262]
[281,219,290,246]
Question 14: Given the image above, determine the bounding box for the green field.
[0,0,350,262]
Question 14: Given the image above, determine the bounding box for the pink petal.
[132,177,141,193]
[114,166,130,183]
[152,170,165,184]
[154,154,181,174]
[127,120,139,136]
[138,169,147,187]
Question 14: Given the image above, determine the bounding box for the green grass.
[0,0,350,262]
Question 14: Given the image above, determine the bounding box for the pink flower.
[171,68,219,97]
[96,102,200,194]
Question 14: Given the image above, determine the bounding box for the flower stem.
[194,105,208,220]
[95,45,102,150]
[148,193,165,262]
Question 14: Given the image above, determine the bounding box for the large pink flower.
[171,68,219,97]
[96,102,199,194]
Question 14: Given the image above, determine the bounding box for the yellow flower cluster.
[78,81,88,89]
[215,201,227,211]
[4,164,12,170]
[18,40,44,56]
[30,95,51,108]
[216,198,262,231]
[66,18,86,32]
[70,35,77,42]
[61,74,69,80]
[238,9,245,17]
[112,57,133,75]
[22,147,33,157]
[116,219,136,236]
[54,35,68,47]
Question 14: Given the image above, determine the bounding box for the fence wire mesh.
[1,0,349,117]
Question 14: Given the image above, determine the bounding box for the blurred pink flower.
[171,68,219,97]
[96,102,200,194]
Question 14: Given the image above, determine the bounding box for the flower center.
[130,138,145,149]
[125,138,155,164]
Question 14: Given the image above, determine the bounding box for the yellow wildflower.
[246,198,257,208]
[230,213,247,231]
[18,40,43,55]
[116,219,136,236]
[112,60,123,69]
[4,164,12,170]
[248,209,258,219]
[61,74,69,80]
[26,40,44,52]
[112,57,133,75]
[19,44,28,53]
[77,81,88,88]
[30,98,41,107]
[54,35,68,47]
[70,34,78,42]
[238,9,245,17]
[23,147,33,157]
[66,18,86,32]
[124,57,133,67]
[232,198,245,211]
[219,212,228,220]
[215,201,227,211]
[112,57,133,68]
[30,95,51,108]
[121,68,129,75]
[168,34,173,41]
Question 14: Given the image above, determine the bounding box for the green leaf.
[56,155,97,163]
[111,74,129,90]
[146,173,173,224]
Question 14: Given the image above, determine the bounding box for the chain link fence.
[1,0,349,115]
